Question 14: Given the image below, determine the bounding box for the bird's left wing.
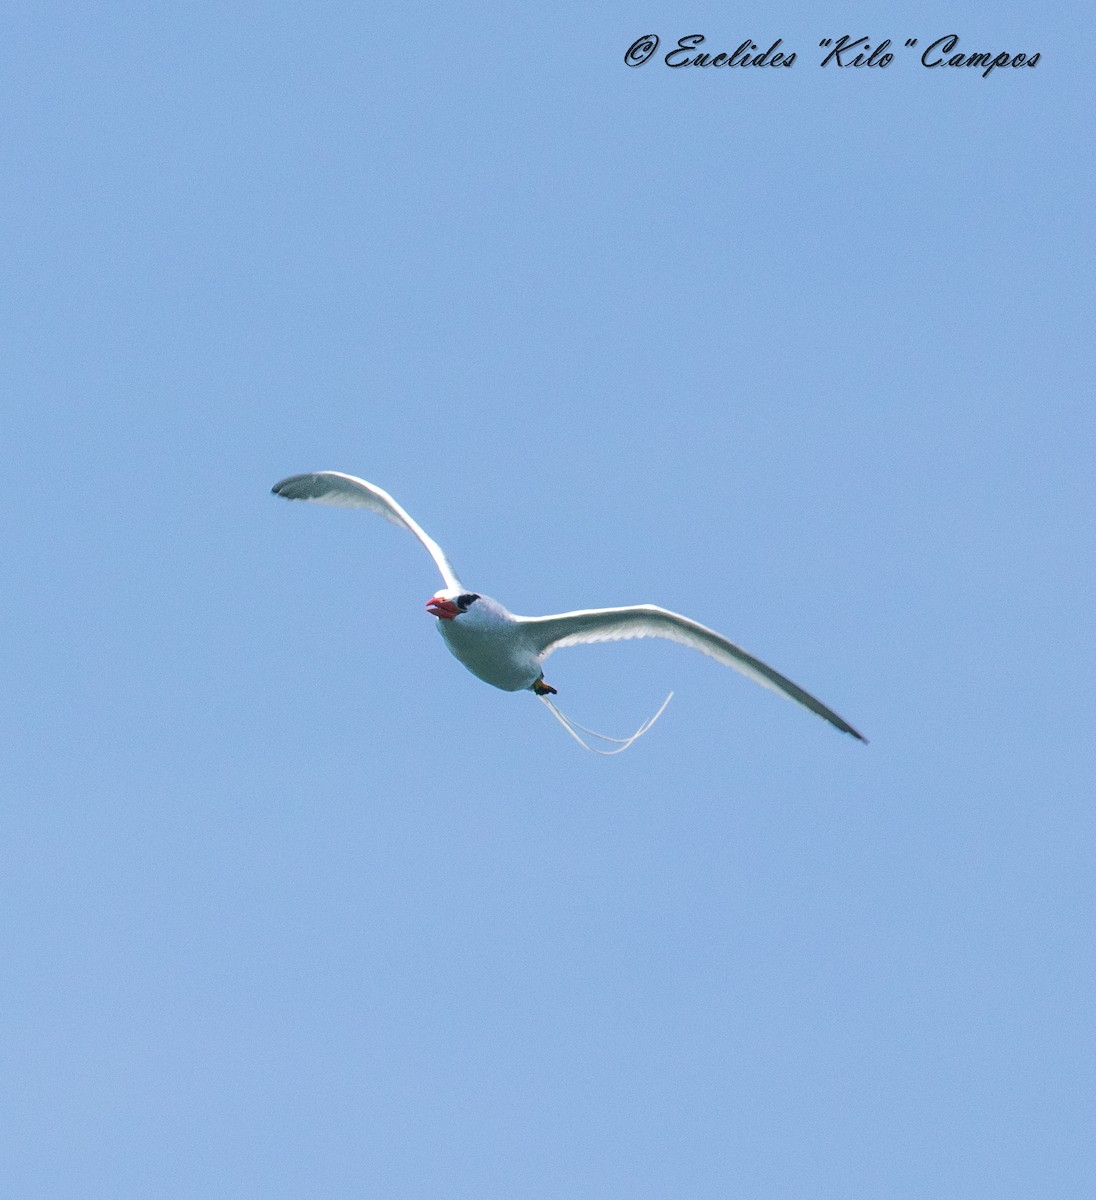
[271,471,463,591]
[516,605,865,741]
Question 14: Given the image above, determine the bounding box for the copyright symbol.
[624,34,659,66]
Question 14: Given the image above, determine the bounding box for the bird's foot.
[532,678,557,696]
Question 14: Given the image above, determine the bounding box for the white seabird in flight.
[271,471,866,752]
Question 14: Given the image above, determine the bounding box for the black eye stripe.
[456,593,480,610]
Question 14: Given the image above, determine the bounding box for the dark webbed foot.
[532,678,557,696]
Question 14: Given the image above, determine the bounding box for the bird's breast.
[436,606,540,692]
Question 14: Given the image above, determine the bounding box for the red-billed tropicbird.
[272,471,866,751]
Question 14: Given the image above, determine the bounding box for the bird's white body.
[271,470,866,745]
[434,594,541,691]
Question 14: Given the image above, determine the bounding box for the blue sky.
[4,2,1092,1196]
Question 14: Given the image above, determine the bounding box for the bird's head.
[426,590,481,621]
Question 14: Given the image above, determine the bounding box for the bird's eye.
[457,593,479,610]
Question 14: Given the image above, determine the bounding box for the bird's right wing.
[271,471,463,592]
[517,604,865,741]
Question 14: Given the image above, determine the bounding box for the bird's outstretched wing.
[271,471,463,592]
[516,605,865,741]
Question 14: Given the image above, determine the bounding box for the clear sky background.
[3,2,1092,1197]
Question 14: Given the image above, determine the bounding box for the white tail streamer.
[539,692,674,756]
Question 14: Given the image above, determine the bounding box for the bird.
[271,471,866,750]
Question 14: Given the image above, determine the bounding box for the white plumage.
[272,471,866,745]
